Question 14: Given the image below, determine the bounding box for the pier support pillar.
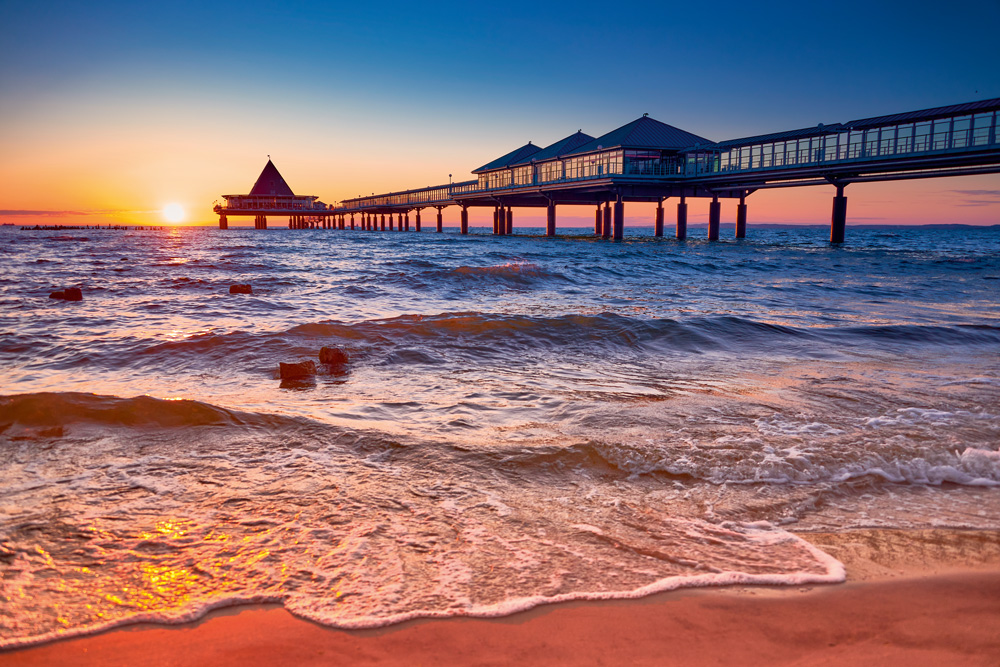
[506,207,513,235]
[654,199,664,237]
[261,215,267,230]
[494,207,501,235]
[350,214,355,230]
[831,185,847,243]
[736,195,747,239]
[409,212,415,232]
[676,197,688,240]
[436,208,443,233]
[613,198,624,240]
[460,207,468,234]
[389,214,395,231]
[380,214,386,232]
[546,202,556,237]
[595,205,602,235]
[416,209,422,232]
[219,215,227,229]
[602,202,611,239]
[708,197,720,241]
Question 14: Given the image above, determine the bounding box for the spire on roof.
[249,159,295,196]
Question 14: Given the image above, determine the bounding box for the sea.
[2,223,999,648]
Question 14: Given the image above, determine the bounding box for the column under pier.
[612,198,624,240]
[602,202,611,239]
[460,207,468,234]
[831,185,847,244]
[736,195,747,239]
[654,199,664,237]
[676,197,688,240]
[708,197,720,241]
[546,202,556,237]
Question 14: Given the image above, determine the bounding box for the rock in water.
[49,288,82,301]
[229,284,252,294]
[319,346,349,365]
[279,360,316,379]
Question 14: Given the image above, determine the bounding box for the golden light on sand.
[163,203,185,224]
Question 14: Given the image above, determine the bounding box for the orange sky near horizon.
[2,60,998,230]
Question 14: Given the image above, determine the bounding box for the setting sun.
[163,203,185,224]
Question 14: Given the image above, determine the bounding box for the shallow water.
[2,224,999,647]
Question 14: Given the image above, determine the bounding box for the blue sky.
[2,0,999,225]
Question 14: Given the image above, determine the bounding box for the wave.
[284,313,1000,358]
[377,260,572,291]
[33,313,995,377]
[0,392,287,430]
[482,434,1000,488]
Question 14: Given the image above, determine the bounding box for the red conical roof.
[249,159,294,196]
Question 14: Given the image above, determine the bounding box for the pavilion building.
[215,159,328,228]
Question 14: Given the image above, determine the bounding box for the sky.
[2,0,999,228]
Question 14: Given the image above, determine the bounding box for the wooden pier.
[215,98,1000,242]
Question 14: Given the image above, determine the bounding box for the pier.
[215,98,1000,242]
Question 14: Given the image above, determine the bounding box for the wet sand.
[3,529,999,666]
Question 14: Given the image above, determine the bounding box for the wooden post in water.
[460,207,468,234]
[708,196,720,241]
[602,202,611,239]
[505,207,513,235]
[415,209,421,232]
[595,205,602,235]
[831,185,847,243]
[654,199,664,237]
[436,207,443,233]
[613,197,624,240]
[546,202,556,237]
[676,196,687,240]
[736,193,747,238]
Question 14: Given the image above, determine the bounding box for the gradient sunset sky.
[2,0,999,227]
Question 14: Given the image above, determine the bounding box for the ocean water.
[2,224,999,647]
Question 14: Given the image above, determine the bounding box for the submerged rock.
[319,346,349,365]
[279,360,316,379]
[49,287,82,301]
[229,284,252,294]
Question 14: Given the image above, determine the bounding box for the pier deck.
[216,98,1000,241]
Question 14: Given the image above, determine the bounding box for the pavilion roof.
[511,131,595,165]
[249,159,295,196]
[566,116,713,156]
[473,142,542,173]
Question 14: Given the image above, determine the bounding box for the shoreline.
[3,528,999,665]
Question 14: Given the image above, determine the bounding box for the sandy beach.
[3,529,998,666]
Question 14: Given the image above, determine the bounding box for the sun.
[163,203,185,224]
